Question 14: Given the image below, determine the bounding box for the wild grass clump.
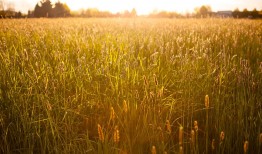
[0,18,261,153]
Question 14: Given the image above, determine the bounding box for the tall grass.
[0,18,261,153]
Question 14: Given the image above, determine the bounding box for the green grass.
[0,18,261,153]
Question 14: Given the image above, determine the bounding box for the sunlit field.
[0,18,261,153]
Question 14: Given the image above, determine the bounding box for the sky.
[3,0,262,15]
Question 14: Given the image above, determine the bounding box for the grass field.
[0,18,261,154]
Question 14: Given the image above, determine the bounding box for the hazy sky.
[4,0,262,14]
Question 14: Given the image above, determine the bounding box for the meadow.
[0,18,261,154]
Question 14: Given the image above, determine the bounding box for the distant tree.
[195,5,212,17]
[34,3,42,17]
[251,8,259,18]
[34,0,52,17]
[53,1,70,17]
[15,11,22,18]
[41,0,52,17]
[232,8,240,18]
[131,8,137,17]
[242,8,249,18]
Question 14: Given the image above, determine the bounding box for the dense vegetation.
[0,18,261,153]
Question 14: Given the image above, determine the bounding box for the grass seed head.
[212,139,215,150]
[153,74,158,85]
[205,95,209,108]
[143,75,149,86]
[123,100,128,113]
[151,146,156,154]
[113,126,120,143]
[166,120,171,134]
[158,86,164,98]
[179,146,183,154]
[243,141,248,154]
[220,131,225,142]
[179,126,183,146]
[110,107,115,121]
[97,124,104,142]
[194,121,198,132]
[191,130,195,145]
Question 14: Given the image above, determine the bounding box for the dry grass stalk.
[113,126,120,143]
[151,146,156,154]
[243,141,248,154]
[179,126,183,146]
[166,120,171,134]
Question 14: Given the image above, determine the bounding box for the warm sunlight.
[8,0,262,14]
[62,0,262,15]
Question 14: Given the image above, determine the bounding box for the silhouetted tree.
[243,8,249,18]
[41,0,52,17]
[53,1,70,17]
[232,8,240,18]
[34,0,52,17]
[251,8,259,18]
[34,3,42,17]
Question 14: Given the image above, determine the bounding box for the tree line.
[29,0,70,18]
[232,8,261,18]
[0,0,262,19]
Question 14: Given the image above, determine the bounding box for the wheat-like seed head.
[97,124,104,142]
[220,131,225,142]
[113,126,120,143]
[166,120,171,134]
[151,146,156,154]
[143,75,148,86]
[212,139,215,150]
[194,121,198,132]
[179,126,183,146]
[123,100,128,113]
[153,74,158,85]
[179,146,183,154]
[110,107,115,121]
[205,95,209,108]
[191,130,195,145]
[243,141,248,154]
